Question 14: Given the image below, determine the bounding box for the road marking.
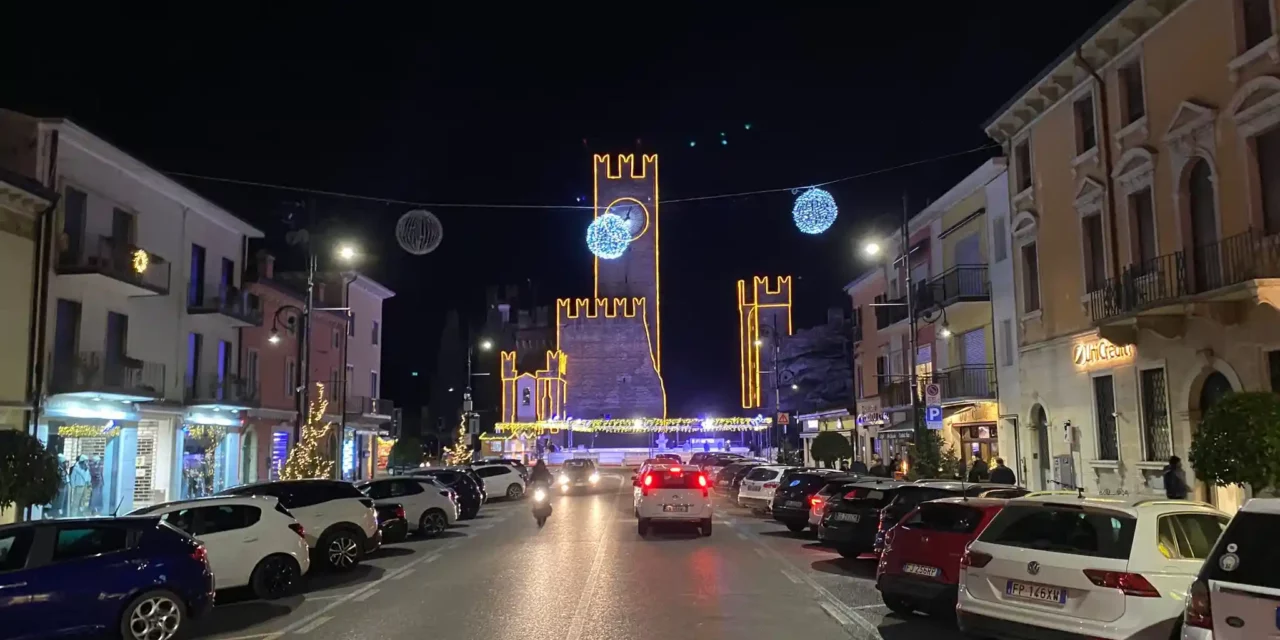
[737,532,750,541]
[754,547,769,558]
[563,487,624,640]
[293,616,333,634]
[475,523,493,530]
[820,602,855,627]
[424,553,440,564]
[849,603,888,610]
[751,539,882,639]
[302,594,345,601]
[212,634,272,640]
[780,568,804,584]
[352,588,379,602]
[391,568,415,580]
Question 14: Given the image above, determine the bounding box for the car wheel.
[320,528,363,571]
[637,518,650,537]
[699,519,713,537]
[784,520,807,533]
[120,589,186,640]
[506,484,524,500]
[882,595,914,615]
[250,554,301,600]
[419,509,448,538]
[837,546,863,559]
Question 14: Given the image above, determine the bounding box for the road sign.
[777,413,789,425]
[924,383,941,405]
[924,383,943,430]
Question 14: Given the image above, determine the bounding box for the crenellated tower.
[593,153,661,372]
[739,276,793,410]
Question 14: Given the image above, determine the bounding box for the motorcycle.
[531,484,552,527]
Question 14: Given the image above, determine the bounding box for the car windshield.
[905,503,988,534]
[745,467,780,481]
[978,505,1137,559]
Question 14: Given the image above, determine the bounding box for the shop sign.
[855,412,888,427]
[1072,339,1134,368]
[803,419,820,432]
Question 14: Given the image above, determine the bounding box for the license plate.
[786,500,803,508]
[745,482,760,491]
[663,505,689,513]
[1005,580,1067,605]
[903,563,940,577]
[833,512,860,523]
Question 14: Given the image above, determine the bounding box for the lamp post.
[864,196,921,458]
[463,338,493,460]
[754,314,784,458]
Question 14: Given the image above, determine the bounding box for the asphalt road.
[192,471,966,640]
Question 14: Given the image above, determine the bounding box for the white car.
[957,495,1228,639]
[471,463,527,500]
[356,476,458,537]
[220,479,381,571]
[132,495,310,599]
[737,465,791,512]
[636,464,713,537]
[1182,498,1280,640]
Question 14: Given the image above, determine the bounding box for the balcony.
[877,374,927,409]
[875,298,910,329]
[347,396,394,419]
[920,265,990,309]
[56,234,170,296]
[187,285,263,326]
[48,351,165,400]
[185,376,260,409]
[1087,229,1280,335]
[936,365,997,402]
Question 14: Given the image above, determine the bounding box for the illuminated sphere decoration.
[792,187,838,235]
[395,209,443,255]
[585,213,632,259]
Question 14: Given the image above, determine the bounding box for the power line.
[163,142,1000,212]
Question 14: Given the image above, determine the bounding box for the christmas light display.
[792,187,838,234]
[443,416,471,466]
[281,383,335,480]
[56,423,122,439]
[496,416,771,434]
[585,212,631,259]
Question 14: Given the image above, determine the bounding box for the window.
[875,355,887,394]
[1119,60,1146,125]
[346,364,354,395]
[1082,214,1106,292]
[993,215,1009,263]
[53,526,129,561]
[1203,511,1280,588]
[1021,242,1041,313]
[0,530,34,572]
[855,359,864,399]
[371,371,379,397]
[246,348,260,391]
[1014,139,1032,192]
[188,244,206,307]
[1157,513,1228,560]
[348,312,356,337]
[62,187,87,259]
[1140,368,1172,461]
[1074,94,1097,155]
[1243,0,1273,51]
[1000,319,1014,367]
[903,503,985,534]
[476,466,510,478]
[217,340,231,386]
[980,505,1136,560]
[286,358,297,396]
[1094,375,1119,460]
[198,505,260,535]
[372,320,380,345]
[1256,126,1280,236]
[361,481,392,500]
[1130,188,1157,265]
[187,333,203,393]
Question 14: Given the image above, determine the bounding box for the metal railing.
[187,285,263,325]
[185,376,260,406]
[57,234,170,294]
[347,396,395,416]
[936,365,996,400]
[49,350,165,397]
[878,374,929,409]
[1088,229,1280,322]
[875,298,909,329]
[921,265,990,308]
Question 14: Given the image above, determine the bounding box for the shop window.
[1243,0,1274,52]
[1140,368,1173,461]
[1082,214,1106,293]
[45,422,126,519]
[1021,242,1041,313]
[1093,375,1119,461]
[1119,60,1146,125]
[181,425,228,499]
[1075,93,1097,155]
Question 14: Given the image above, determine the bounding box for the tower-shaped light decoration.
[443,415,472,466]
[281,383,336,480]
[792,188,838,234]
[585,212,632,259]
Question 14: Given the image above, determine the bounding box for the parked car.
[876,497,1007,616]
[557,458,601,492]
[715,461,761,498]
[410,468,483,519]
[479,457,530,481]
[806,475,864,530]
[450,466,491,502]
[957,495,1228,640]
[691,452,747,476]
[736,465,794,513]
[1183,497,1280,639]
[0,516,214,640]
[375,502,409,543]
[358,476,458,538]
[654,453,683,463]
[471,462,527,499]
[219,479,380,571]
[636,464,713,537]
[131,495,310,599]
[872,481,1018,554]
[820,480,911,557]
[770,468,843,532]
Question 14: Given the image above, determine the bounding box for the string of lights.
[162,142,998,213]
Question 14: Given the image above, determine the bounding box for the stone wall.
[559,312,665,419]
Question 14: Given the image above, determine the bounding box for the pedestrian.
[839,460,849,472]
[989,457,1016,485]
[1163,455,1189,499]
[868,456,888,478]
[968,457,990,483]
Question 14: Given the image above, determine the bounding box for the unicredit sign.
[1072,339,1134,367]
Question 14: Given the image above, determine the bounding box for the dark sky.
[5,2,1118,417]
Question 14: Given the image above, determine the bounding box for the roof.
[843,268,882,295]
[850,479,909,488]
[132,494,278,512]
[1241,498,1280,515]
[348,273,395,300]
[1012,493,1223,516]
[930,496,1010,509]
[911,158,1007,223]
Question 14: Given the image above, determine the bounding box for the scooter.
[532,485,552,527]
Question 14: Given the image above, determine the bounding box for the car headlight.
[558,474,569,485]
[589,473,600,483]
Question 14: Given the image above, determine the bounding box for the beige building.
[984,0,1280,508]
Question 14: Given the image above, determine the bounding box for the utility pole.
[903,194,922,463]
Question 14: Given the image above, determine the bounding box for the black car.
[557,459,600,492]
[819,479,910,557]
[730,463,763,492]
[410,469,483,519]
[871,481,1022,553]
[715,461,760,497]
[770,468,844,532]
[375,502,409,543]
[452,467,489,502]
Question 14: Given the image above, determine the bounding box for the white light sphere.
[792,188,838,235]
[396,209,443,255]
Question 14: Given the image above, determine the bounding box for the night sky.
[4,2,1118,418]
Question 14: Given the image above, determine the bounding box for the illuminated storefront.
[35,397,142,519]
[177,410,241,499]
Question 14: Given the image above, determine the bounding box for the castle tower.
[593,153,661,372]
[739,276,792,410]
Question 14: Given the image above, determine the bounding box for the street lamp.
[863,241,883,257]
[268,332,281,345]
[462,337,495,462]
[337,244,358,262]
[479,339,493,351]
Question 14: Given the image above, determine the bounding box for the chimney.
[257,251,275,280]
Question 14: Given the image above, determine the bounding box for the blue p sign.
[926,405,943,429]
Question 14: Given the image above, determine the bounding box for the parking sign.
[924,383,943,430]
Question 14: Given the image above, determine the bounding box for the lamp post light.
[462,338,494,462]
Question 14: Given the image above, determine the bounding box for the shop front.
[36,397,142,519]
[941,401,1000,474]
[796,408,854,468]
[177,410,242,499]
[854,399,888,464]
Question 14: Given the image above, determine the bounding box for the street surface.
[195,470,965,640]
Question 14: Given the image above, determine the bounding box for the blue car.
[0,516,214,640]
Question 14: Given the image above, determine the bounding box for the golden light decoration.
[56,423,121,439]
[185,424,227,442]
[132,249,149,273]
[281,382,336,480]
[443,415,472,465]
[495,416,771,434]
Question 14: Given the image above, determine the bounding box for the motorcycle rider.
[528,458,554,490]
[528,458,554,525]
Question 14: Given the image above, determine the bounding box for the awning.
[875,421,917,437]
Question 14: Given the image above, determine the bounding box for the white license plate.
[745,482,760,491]
[833,512,860,523]
[1005,580,1067,605]
[663,505,689,513]
[785,500,803,508]
[903,563,940,577]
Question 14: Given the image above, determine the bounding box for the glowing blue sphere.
[792,188,838,235]
[586,213,631,259]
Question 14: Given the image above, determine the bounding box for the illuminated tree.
[281,383,336,480]
[442,416,472,466]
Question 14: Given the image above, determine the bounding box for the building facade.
[325,273,394,480]
[983,0,1280,508]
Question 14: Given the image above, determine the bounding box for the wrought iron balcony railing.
[57,234,170,295]
[936,364,996,401]
[49,350,165,398]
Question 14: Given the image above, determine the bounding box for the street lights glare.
[479,339,493,351]
[939,323,953,339]
[863,241,882,257]
[753,339,763,347]
[337,244,358,261]
[268,332,281,345]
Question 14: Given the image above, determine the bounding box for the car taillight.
[395,505,406,520]
[960,549,992,568]
[1083,569,1160,597]
[697,474,707,487]
[763,482,778,490]
[288,523,306,539]
[642,473,653,496]
[191,544,208,566]
[810,496,822,506]
[1184,579,1212,629]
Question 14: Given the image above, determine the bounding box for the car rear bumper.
[380,519,409,542]
[877,573,957,604]
[956,590,1175,640]
[364,528,383,553]
[771,506,808,522]
[818,522,876,547]
[957,611,1091,640]
[737,495,771,509]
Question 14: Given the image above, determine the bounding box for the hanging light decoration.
[585,212,631,259]
[792,187,838,235]
[396,209,444,255]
